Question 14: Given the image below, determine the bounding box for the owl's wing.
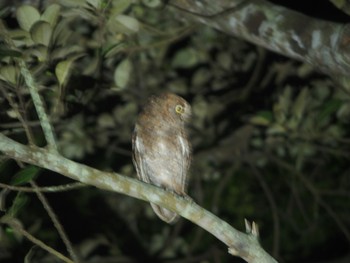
[177,134,191,193]
[132,129,151,184]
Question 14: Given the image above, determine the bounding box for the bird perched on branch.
[132,93,192,224]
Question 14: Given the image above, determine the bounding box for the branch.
[1,216,74,263]
[169,0,350,76]
[18,60,58,151]
[0,133,278,263]
[0,21,58,152]
[0,182,85,193]
[30,180,80,263]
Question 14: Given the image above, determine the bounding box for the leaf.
[115,15,140,34]
[217,51,232,70]
[8,29,32,46]
[86,0,102,9]
[55,55,83,87]
[7,193,28,217]
[0,65,17,85]
[59,0,86,7]
[249,111,273,126]
[41,4,61,27]
[330,0,345,8]
[103,42,125,58]
[142,0,161,8]
[110,0,132,16]
[0,46,22,59]
[30,21,52,46]
[56,60,73,87]
[11,166,41,186]
[114,58,132,89]
[266,123,286,135]
[172,48,199,68]
[97,113,115,128]
[274,86,292,125]
[31,46,48,62]
[318,99,342,123]
[291,88,309,123]
[16,5,40,32]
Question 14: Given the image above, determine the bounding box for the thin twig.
[249,163,280,258]
[0,182,86,193]
[30,181,80,263]
[2,217,74,263]
[0,85,35,143]
[269,154,350,242]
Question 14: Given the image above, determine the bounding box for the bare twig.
[1,216,74,263]
[30,181,80,263]
[0,86,35,143]
[0,182,86,193]
[269,154,350,242]
[249,164,280,258]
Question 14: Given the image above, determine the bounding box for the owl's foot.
[177,192,194,204]
[182,194,193,202]
[165,189,193,202]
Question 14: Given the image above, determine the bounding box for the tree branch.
[0,133,277,263]
[170,0,350,77]
[0,20,58,152]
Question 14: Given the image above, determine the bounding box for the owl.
[132,93,192,224]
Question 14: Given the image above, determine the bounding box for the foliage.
[0,0,349,262]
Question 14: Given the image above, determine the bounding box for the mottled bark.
[170,0,350,77]
[0,133,278,263]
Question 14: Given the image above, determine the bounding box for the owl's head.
[162,93,191,123]
[140,93,191,126]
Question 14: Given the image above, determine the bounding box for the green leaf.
[142,0,161,8]
[86,0,102,9]
[55,54,84,86]
[110,0,132,16]
[60,0,86,7]
[114,58,132,89]
[172,48,199,68]
[7,192,28,217]
[31,46,48,62]
[249,110,274,126]
[11,166,41,186]
[55,56,80,87]
[115,15,140,34]
[103,42,125,58]
[274,86,292,124]
[267,123,286,135]
[41,4,61,27]
[0,65,17,85]
[30,21,52,46]
[318,99,342,123]
[329,0,345,8]
[0,46,22,59]
[291,88,309,123]
[16,5,40,32]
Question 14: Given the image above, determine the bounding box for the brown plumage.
[132,93,191,224]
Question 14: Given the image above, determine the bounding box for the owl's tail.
[150,203,179,224]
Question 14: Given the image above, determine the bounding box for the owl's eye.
[175,105,185,114]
